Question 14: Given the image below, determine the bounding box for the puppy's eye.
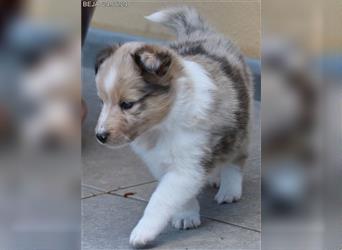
[119,101,135,110]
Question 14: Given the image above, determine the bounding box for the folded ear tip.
[131,46,172,77]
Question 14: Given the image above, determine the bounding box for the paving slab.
[82,140,154,192]
[199,179,260,231]
[82,194,260,250]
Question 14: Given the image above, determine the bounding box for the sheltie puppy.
[94,7,253,247]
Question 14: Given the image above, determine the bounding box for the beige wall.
[91,1,261,58]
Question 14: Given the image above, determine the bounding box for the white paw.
[172,211,201,230]
[215,165,243,204]
[129,221,157,248]
[215,185,242,204]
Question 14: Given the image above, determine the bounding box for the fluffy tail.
[145,6,212,39]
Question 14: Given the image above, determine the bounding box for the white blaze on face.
[104,68,117,94]
[96,104,111,134]
[96,67,118,134]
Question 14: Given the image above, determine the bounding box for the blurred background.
[91,1,260,58]
[262,0,342,250]
[0,0,80,250]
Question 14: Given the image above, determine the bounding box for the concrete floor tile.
[82,194,142,250]
[155,219,260,250]
[199,178,261,231]
[82,194,260,250]
[82,140,154,191]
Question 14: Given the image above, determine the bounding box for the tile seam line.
[82,179,157,194]
[81,181,157,200]
[202,216,261,233]
[81,194,97,200]
[106,180,157,193]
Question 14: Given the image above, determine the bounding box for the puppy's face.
[95,43,181,148]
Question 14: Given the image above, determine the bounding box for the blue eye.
[119,101,135,110]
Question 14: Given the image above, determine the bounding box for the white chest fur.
[130,127,206,180]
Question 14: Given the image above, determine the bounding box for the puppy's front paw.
[172,211,201,230]
[215,165,243,204]
[129,221,156,248]
[215,185,242,204]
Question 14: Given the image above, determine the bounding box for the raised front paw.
[129,221,157,248]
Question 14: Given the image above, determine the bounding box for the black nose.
[96,132,109,143]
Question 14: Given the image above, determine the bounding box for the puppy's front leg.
[129,170,204,247]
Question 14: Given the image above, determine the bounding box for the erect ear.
[95,44,120,74]
[132,45,172,80]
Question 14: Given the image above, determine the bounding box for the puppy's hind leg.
[215,159,245,204]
